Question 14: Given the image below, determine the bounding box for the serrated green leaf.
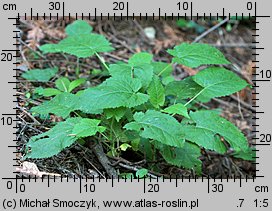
[55,77,70,92]
[71,119,105,138]
[133,64,154,88]
[109,64,132,77]
[181,124,227,153]
[165,77,203,99]
[128,52,153,66]
[42,88,62,97]
[76,90,85,96]
[213,135,228,154]
[190,110,248,151]
[77,76,149,113]
[109,63,153,88]
[151,61,173,77]
[111,121,130,143]
[31,92,78,118]
[162,75,175,85]
[21,67,58,82]
[39,43,60,53]
[104,107,127,122]
[131,138,140,151]
[34,87,62,97]
[65,20,93,36]
[139,138,153,161]
[25,118,79,158]
[124,110,184,148]
[25,117,103,158]
[155,142,202,174]
[162,103,190,119]
[193,67,248,98]
[147,75,165,108]
[167,43,230,68]
[34,87,44,95]
[40,34,114,58]
[151,61,174,85]
[68,78,86,92]
[232,147,256,161]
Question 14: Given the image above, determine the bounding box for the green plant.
[34,77,86,97]
[176,19,205,34]
[21,67,58,82]
[24,20,254,175]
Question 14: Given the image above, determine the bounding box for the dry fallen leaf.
[239,61,255,101]
[241,61,255,82]
[163,23,180,41]
[153,23,184,55]
[154,39,173,54]
[180,64,198,76]
[26,27,45,49]
[16,161,61,178]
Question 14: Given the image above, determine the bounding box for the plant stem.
[76,57,80,77]
[170,98,178,117]
[95,52,110,72]
[130,67,134,78]
[109,117,116,157]
[100,132,110,142]
[109,118,113,139]
[99,132,114,155]
[158,62,174,76]
[73,111,81,117]
[100,134,111,148]
[173,97,177,105]
[184,89,205,107]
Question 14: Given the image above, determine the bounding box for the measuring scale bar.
[0,0,271,210]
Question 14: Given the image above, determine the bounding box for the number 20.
[113,2,125,10]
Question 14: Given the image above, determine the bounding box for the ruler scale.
[0,0,271,210]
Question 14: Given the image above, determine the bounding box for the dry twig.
[193,18,229,43]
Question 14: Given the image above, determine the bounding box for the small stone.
[144,27,156,40]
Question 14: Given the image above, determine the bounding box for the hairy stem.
[184,89,205,107]
[76,57,80,77]
[95,52,110,72]
[157,62,174,76]
[110,118,115,156]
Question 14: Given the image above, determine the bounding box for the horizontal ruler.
[0,178,270,210]
[0,0,270,19]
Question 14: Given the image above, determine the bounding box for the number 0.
[7,181,13,189]
[247,2,253,10]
